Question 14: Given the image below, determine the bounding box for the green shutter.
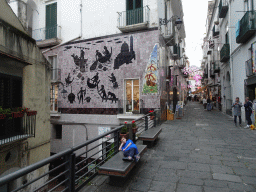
[126,0,143,25]
[46,3,57,39]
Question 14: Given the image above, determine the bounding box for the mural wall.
[45,30,162,111]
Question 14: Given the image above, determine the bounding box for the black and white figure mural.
[50,30,161,109]
[114,36,135,70]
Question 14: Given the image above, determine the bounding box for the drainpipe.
[229,0,234,110]
[80,0,83,38]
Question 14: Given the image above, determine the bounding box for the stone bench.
[138,127,162,147]
[98,144,147,177]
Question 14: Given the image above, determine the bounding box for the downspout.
[80,0,83,38]
[229,0,234,108]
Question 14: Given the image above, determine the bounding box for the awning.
[192,86,207,94]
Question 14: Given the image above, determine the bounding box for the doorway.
[125,79,139,113]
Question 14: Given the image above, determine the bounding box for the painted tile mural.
[46,30,161,109]
[142,44,159,94]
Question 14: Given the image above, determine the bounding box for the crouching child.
[119,137,140,162]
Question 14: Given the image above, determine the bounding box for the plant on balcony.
[149,110,155,120]
[120,121,129,139]
[131,120,138,133]
[0,106,34,119]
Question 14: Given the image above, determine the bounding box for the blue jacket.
[122,139,139,154]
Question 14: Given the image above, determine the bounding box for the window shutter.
[46,3,57,39]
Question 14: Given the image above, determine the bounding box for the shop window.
[50,84,58,112]
[125,79,140,113]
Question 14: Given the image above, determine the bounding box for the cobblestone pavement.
[82,102,256,192]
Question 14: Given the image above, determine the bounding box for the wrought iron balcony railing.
[51,68,61,82]
[0,111,37,146]
[245,58,253,77]
[220,44,230,62]
[219,0,229,18]
[214,61,220,73]
[32,25,61,41]
[117,6,150,32]
[236,11,256,44]
[0,110,162,192]
[212,25,219,37]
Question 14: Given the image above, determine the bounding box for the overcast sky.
[182,0,209,68]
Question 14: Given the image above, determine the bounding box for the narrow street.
[84,101,256,192]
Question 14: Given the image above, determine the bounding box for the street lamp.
[159,15,183,30]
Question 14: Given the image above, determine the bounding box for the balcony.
[207,50,212,55]
[51,68,61,82]
[212,25,219,37]
[210,68,215,78]
[32,25,62,48]
[245,58,253,77]
[236,11,256,44]
[219,0,229,18]
[117,6,150,33]
[162,20,175,46]
[220,44,230,62]
[172,44,180,60]
[0,110,37,146]
[214,61,220,73]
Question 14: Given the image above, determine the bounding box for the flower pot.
[150,116,155,120]
[120,132,129,139]
[132,127,138,134]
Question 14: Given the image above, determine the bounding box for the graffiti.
[64,46,72,51]
[96,40,104,43]
[107,92,118,103]
[65,73,74,86]
[85,97,91,103]
[77,87,86,104]
[98,85,107,100]
[114,38,120,40]
[142,44,158,94]
[114,36,136,70]
[115,41,122,44]
[108,73,118,88]
[68,87,76,103]
[90,46,112,71]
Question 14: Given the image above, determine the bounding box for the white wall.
[33,0,159,43]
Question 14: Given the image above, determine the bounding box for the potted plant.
[12,107,28,118]
[120,121,129,139]
[149,110,155,120]
[0,107,12,119]
[131,120,138,133]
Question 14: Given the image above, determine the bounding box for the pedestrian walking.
[244,97,253,129]
[203,97,207,110]
[206,97,211,111]
[232,97,242,127]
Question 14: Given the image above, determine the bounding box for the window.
[48,55,58,81]
[225,32,229,44]
[50,84,58,112]
[0,73,22,109]
[46,2,57,39]
[125,79,139,113]
[54,124,62,139]
[126,0,143,25]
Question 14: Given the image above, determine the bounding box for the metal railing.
[0,111,37,146]
[0,110,162,192]
[236,11,256,43]
[212,25,219,37]
[117,6,150,28]
[51,68,61,82]
[245,58,253,77]
[220,44,230,62]
[118,99,144,114]
[219,0,229,18]
[32,25,61,41]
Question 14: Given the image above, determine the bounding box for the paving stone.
[160,161,187,169]
[188,163,211,172]
[213,173,242,182]
[177,170,212,179]
[176,184,202,192]
[241,176,256,185]
[232,167,256,177]
[210,165,234,174]
[228,182,256,191]
[153,170,178,183]
[129,178,151,192]
[203,186,230,192]
[149,181,175,191]
[222,160,246,168]
[179,177,204,186]
[204,179,228,188]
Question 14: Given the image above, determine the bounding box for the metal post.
[145,116,148,131]
[114,130,119,154]
[154,112,157,127]
[65,153,76,192]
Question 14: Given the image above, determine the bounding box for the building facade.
[201,0,256,120]
[0,0,51,191]
[9,0,188,154]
